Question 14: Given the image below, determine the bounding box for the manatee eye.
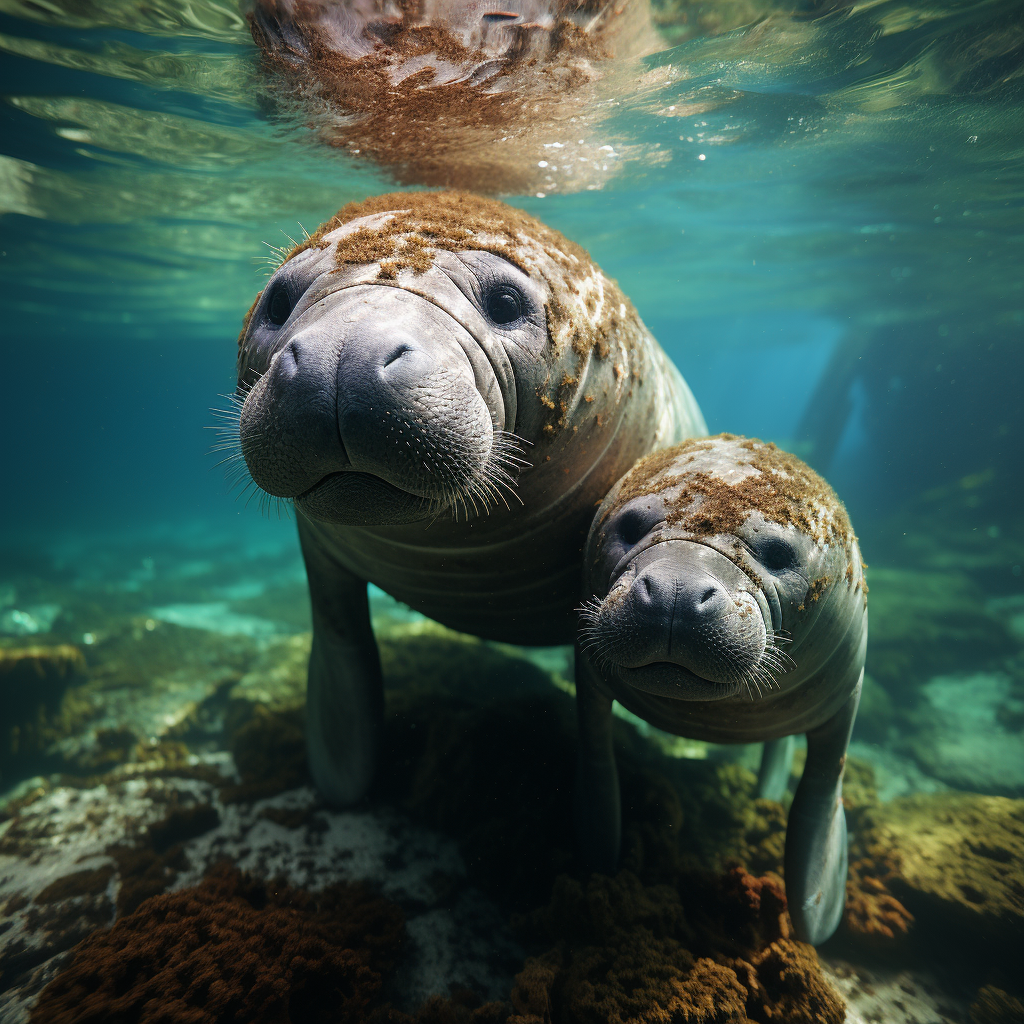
[485,285,525,326]
[759,537,796,572]
[266,285,293,327]
[615,505,659,548]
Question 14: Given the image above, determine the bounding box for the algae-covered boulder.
[29,864,405,1024]
[379,619,561,705]
[511,869,845,1024]
[871,792,1023,968]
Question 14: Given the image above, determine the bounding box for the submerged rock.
[29,863,405,1024]
[869,792,1023,972]
[907,673,1024,795]
[511,868,844,1024]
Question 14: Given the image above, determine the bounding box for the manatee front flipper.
[574,650,621,875]
[785,673,862,945]
[757,735,796,802]
[298,517,383,805]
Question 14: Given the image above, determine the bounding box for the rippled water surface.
[3,0,1022,537]
[2,4,1023,1021]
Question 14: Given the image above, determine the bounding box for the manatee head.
[580,434,865,701]
[236,190,638,527]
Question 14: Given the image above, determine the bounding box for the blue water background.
[1,1,1021,558]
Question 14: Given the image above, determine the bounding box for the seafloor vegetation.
[1,487,1022,1024]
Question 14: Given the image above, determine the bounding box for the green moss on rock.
[869,792,1023,971]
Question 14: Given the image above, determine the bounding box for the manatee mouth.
[615,663,741,702]
[294,470,433,527]
[578,541,791,702]
[289,429,528,527]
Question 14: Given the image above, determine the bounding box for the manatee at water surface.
[246,0,665,191]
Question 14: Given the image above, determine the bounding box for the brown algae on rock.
[29,863,405,1024]
[867,792,1023,964]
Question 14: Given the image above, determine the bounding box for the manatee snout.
[239,286,498,520]
[336,339,494,501]
[584,541,767,698]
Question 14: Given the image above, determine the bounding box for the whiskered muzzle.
[578,544,795,701]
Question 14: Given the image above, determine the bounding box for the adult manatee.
[235,190,706,804]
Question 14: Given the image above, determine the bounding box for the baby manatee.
[575,433,867,945]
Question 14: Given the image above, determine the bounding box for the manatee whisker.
[208,393,270,504]
[480,467,524,507]
[472,474,511,512]
[576,596,605,628]
[259,240,292,272]
[763,639,796,674]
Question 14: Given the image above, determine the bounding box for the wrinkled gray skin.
[249,0,655,75]
[575,437,867,945]
[237,207,705,809]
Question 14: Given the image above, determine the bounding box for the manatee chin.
[615,662,741,701]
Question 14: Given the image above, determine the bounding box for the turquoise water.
[3,0,1021,538]
[1,2,1022,1020]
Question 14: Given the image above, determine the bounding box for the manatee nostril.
[383,344,413,369]
[277,339,301,374]
[674,574,728,620]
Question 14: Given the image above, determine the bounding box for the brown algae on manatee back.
[287,189,594,277]
[609,433,855,549]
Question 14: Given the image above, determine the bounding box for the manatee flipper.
[574,650,621,874]
[298,517,383,805]
[785,673,862,945]
[757,735,796,801]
